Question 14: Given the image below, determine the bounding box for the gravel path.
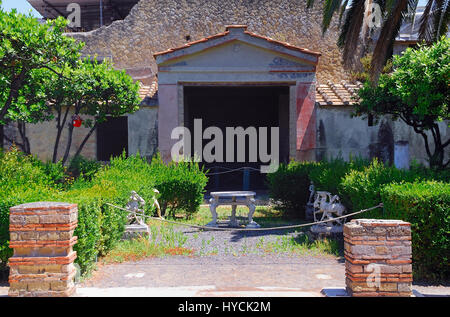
[177,221,319,257]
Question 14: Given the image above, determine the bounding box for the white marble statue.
[312,191,346,227]
[126,191,146,226]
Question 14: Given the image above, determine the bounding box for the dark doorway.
[184,86,290,191]
[97,116,128,161]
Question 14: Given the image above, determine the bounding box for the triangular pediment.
[155,25,320,72]
[159,40,316,72]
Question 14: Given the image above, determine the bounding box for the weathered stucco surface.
[128,106,158,159]
[70,0,349,84]
[3,109,97,162]
[316,106,450,167]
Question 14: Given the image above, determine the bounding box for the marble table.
[206,191,260,228]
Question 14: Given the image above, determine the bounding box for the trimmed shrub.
[67,155,102,180]
[0,148,60,269]
[267,160,320,217]
[381,181,450,281]
[339,159,420,215]
[0,150,208,275]
[149,154,208,219]
[267,158,369,217]
[308,157,369,206]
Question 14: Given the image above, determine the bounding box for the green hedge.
[266,161,319,217]
[381,181,450,281]
[267,158,368,217]
[0,150,208,275]
[267,157,449,282]
[149,154,208,219]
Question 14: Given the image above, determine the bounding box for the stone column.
[8,202,78,297]
[344,219,412,297]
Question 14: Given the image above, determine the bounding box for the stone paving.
[76,254,345,297]
[1,254,449,297]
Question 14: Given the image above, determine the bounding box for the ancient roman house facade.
[2,0,448,181]
[154,25,320,163]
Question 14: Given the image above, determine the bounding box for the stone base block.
[309,224,343,240]
[122,224,150,240]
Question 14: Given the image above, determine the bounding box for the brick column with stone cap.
[344,219,412,297]
[8,202,78,297]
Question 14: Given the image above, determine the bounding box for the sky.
[1,0,42,18]
[0,0,431,19]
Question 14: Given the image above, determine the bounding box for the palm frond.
[370,0,417,83]
[339,0,350,25]
[322,0,344,34]
[419,0,438,43]
[307,0,317,9]
[338,0,367,67]
[434,0,450,40]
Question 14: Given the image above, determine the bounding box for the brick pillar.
[8,202,78,297]
[344,219,412,297]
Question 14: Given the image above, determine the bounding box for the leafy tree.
[354,37,450,168]
[0,5,140,162]
[0,5,82,124]
[53,58,141,165]
[307,0,449,82]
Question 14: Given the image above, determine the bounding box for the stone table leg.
[246,196,260,228]
[206,196,219,227]
[229,196,239,227]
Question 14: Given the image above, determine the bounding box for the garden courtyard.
[3,205,447,297]
[0,2,449,299]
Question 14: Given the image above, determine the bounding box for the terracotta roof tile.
[138,76,158,105]
[153,31,230,57]
[137,78,362,107]
[153,25,320,58]
[315,81,363,106]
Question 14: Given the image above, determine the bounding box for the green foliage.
[0,146,61,191]
[381,181,450,281]
[339,159,417,214]
[308,157,369,196]
[355,37,450,168]
[340,159,450,216]
[267,160,319,217]
[390,37,449,122]
[0,150,207,273]
[48,57,141,165]
[67,155,102,180]
[149,154,208,219]
[0,147,60,268]
[267,158,369,217]
[0,6,82,124]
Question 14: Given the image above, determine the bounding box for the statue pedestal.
[305,203,314,221]
[122,224,150,240]
[309,224,343,240]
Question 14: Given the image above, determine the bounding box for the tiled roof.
[315,81,363,106]
[138,76,158,106]
[137,79,362,107]
[154,25,321,58]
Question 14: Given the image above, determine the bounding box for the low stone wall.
[344,219,413,297]
[8,202,78,297]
